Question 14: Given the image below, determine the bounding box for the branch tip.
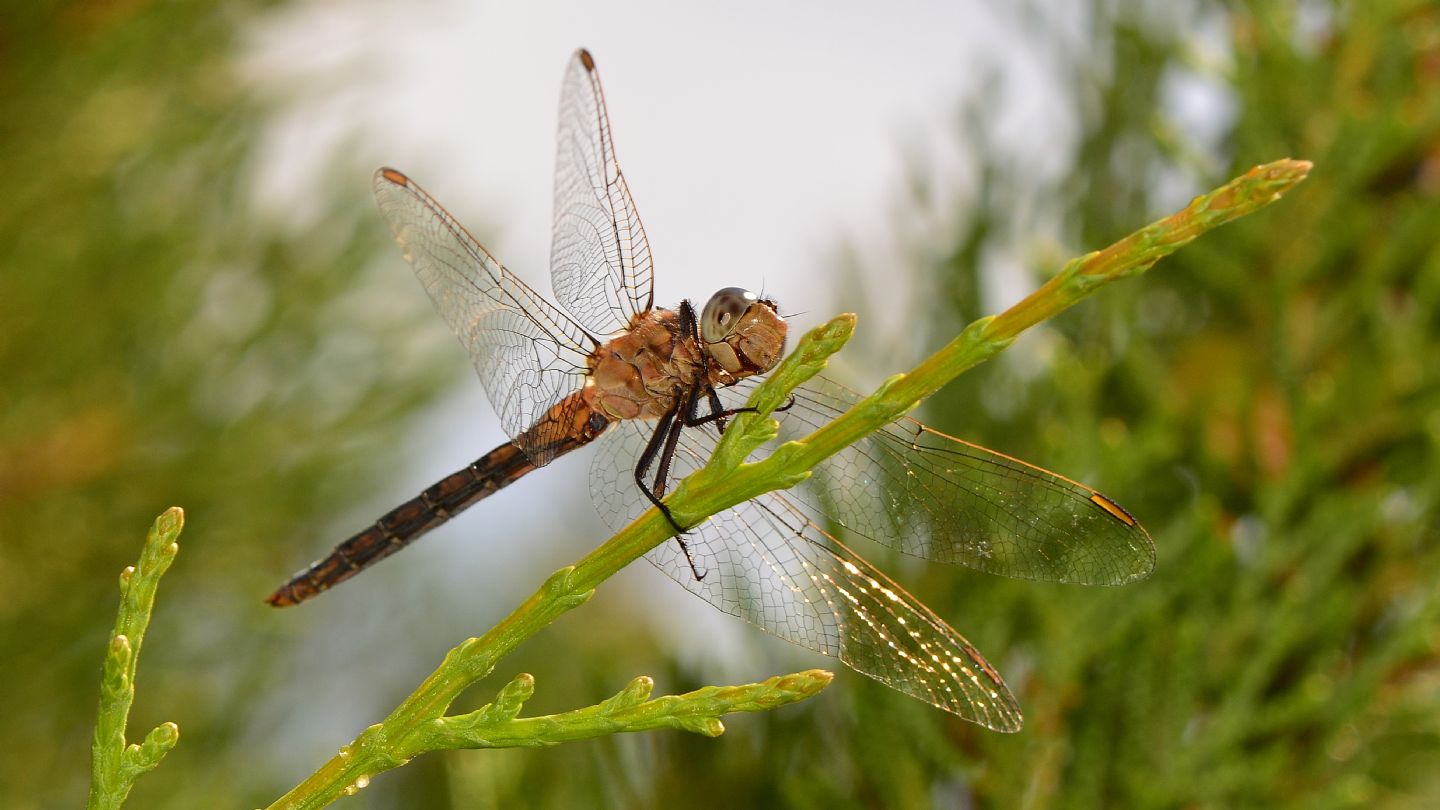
[89,509,185,810]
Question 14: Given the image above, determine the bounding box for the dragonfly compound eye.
[700,287,786,376]
[701,287,758,343]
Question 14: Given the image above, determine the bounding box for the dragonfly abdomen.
[268,394,610,606]
[266,442,537,607]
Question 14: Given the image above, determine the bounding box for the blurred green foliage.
[899,1,1440,806]
[3,0,1438,808]
[0,2,451,806]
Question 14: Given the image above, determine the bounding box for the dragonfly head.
[700,287,787,377]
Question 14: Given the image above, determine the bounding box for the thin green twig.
[88,508,184,810]
[271,158,1311,808]
[425,669,832,750]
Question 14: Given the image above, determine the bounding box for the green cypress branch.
[271,158,1310,808]
[88,508,184,810]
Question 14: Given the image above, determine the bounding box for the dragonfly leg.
[678,301,731,436]
[705,387,727,433]
[683,403,758,428]
[682,391,796,431]
[656,396,708,581]
[632,404,686,528]
[632,392,707,581]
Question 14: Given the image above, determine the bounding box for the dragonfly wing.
[589,421,1022,730]
[549,49,654,335]
[373,168,596,467]
[719,376,1156,586]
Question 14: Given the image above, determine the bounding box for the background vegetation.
[2,0,1437,807]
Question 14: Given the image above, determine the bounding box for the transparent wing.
[723,376,1156,585]
[373,168,597,466]
[550,49,654,335]
[590,421,1022,731]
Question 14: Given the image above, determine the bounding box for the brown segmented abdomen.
[267,393,607,607]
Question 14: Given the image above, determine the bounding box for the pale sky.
[246,0,1080,319]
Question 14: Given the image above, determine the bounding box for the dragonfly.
[267,49,1155,732]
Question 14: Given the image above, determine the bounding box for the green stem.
[270,158,1311,808]
[88,508,184,810]
[423,669,832,750]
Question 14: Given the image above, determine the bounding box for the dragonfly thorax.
[586,309,705,421]
[583,292,786,423]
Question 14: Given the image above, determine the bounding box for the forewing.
[589,421,1022,730]
[550,49,654,334]
[726,376,1156,585]
[373,168,596,466]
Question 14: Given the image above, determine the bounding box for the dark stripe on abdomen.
[265,441,536,607]
[267,394,611,607]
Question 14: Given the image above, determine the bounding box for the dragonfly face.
[699,287,787,378]
[269,49,1155,733]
